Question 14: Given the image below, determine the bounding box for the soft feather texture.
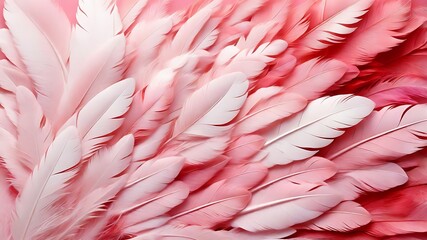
[299,201,371,232]
[261,94,374,166]
[12,127,81,240]
[171,72,248,140]
[0,0,426,239]
[325,104,427,169]
[4,0,71,120]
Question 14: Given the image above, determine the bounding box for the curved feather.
[121,181,189,229]
[57,0,125,127]
[210,162,268,189]
[282,58,348,100]
[169,1,214,55]
[0,28,25,70]
[233,92,307,136]
[226,135,265,164]
[170,180,251,227]
[78,134,134,196]
[4,0,71,120]
[171,72,248,140]
[119,68,176,139]
[231,183,342,232]
[299,0,373,51]
[329,163,408,200]
[300,201,371,232]
[0,128,27,190]
[117,0,147,31]
[179,156,229,191]
[55,182,124,240]
[252,157,337,193]
[325,104,427,169]
[261,95,374,166]
[112,156,184,213]
[332,0,411,65]
[163,136,229,165]
[15,87,52,173]
[68,79,135,159]
[12,126,81,240]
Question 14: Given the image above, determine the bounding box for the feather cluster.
[0,0,426,239]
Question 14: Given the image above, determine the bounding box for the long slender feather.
[56,0,125,127]
[4,0,71,120]
[15,87,52,173]
[12,126,81,240]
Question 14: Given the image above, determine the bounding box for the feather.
[363,76,427,108]
[261,95,374,166]
[4,0,71,120]
[78,134,134,196]
[0,28,25,70]
[211,40,287,82]
[329,163,408,200]
[126,69,175,139]
[226,135,265,164]
[163,136,229,165]
[125,16,174,86]
[121,181,189,230]
[66,79,135,159]
[170,180,251,227]
[132,123,172,162]
[299,0,373,52]
[0,128,27,190]
[123,216,170,236]
[15,86,52,173]
[233,92,307,136]
[236,86,282,118]
[231,182,342,232]
[0,60,32,93]
[55,182,124,240]
[12,126,81,240]
[0,108,15,136]
[179,156,229,191]
[117,0,148,31]
[56,0,125,127]
[171,72,248,140]
[0,167,14,239]
[280,0,311,43]
[169,1,215,55]
[332,0,411,65]
[282,58,348,100]
[227,0,266,26]
[112,156,184,213]
[210,162,268,189]
[252,157,337,193]
[300,201,371,232]
[325,104,427,169]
